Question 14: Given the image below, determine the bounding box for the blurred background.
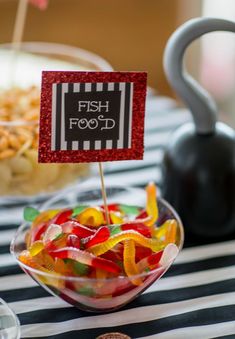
[0,0,235,124]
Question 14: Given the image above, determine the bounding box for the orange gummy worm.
[145,182,158,227]
[123,239,142,285]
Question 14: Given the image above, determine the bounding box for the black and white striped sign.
[39,71,147,163]
[51,82,133,151]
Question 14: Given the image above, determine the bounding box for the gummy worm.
[88,230,164,256]
[123,239,142,285]
[50,247,121,274]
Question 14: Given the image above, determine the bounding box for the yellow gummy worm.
[88,230,164,256]
[110,211,124,224]
[76,207,104,227]
[32,209,60,228]
[27,243,57,272]
[165,220,177,244]
[29,240,44,256]
[154,219,176,239]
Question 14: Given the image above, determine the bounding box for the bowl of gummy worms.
[11,183,184,312]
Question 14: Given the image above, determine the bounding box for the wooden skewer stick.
[10,0,29,85]
[98,162,110,225]
[12,0,28,50]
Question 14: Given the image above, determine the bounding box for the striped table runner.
[1,94,235,339]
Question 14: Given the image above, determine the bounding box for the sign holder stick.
[10,0,28,84]
[12,0,28,50]
[98,162,110,225]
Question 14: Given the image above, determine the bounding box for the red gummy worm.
[101,250,120,262]
[32,223,47,242]
[121,223,151,238]
[148,251,163,266]
[135,210,148,220]
[52,209,73,225]
[92,257,121,274]
[61,221,95,238]
[50,247,121,274]
[84,226,110,248]
[135,246,152,261]
[50,249,69,259]
[67,234,80,249]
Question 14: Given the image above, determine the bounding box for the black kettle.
[162,18,235,239]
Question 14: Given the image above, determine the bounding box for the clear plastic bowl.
[0,42,112,202]
[0,298,20,339]
[11,185,184,313]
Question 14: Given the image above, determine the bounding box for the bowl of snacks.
[11,183,184,312]
[0,42,112,202]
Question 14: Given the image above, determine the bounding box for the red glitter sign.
[39,71,147,163]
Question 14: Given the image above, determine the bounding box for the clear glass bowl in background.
[0,42,112,203]
[0,298,20,339]
[11,185,184,313]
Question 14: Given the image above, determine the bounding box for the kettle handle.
[164,17,235,134]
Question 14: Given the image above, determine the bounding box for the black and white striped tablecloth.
[1,93,235,339]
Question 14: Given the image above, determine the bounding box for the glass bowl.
[0,42,112,202]
[0,298,20,339]
[11,185,184,313]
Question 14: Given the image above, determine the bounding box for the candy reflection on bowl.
[11,184,184,312]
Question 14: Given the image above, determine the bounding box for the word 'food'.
[69,115,115,130]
